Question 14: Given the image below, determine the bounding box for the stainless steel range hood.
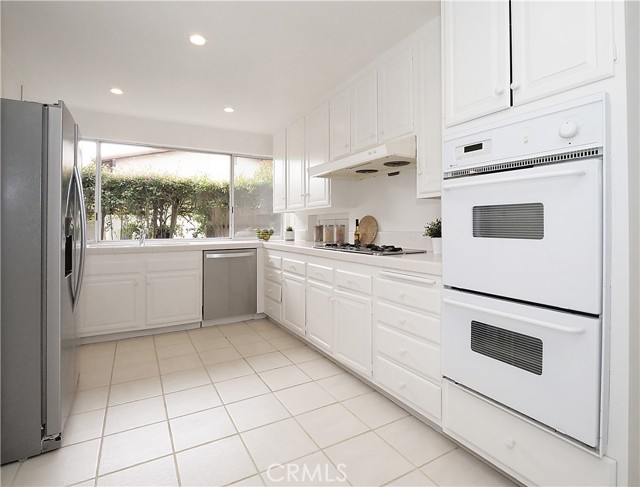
[309,135,416,180]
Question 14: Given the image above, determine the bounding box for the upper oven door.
[442,157,602,315]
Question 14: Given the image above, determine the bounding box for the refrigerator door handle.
[72,126,87,311]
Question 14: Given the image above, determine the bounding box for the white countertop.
[87,239,442,276]
[87,239,261,255]
[264,241,442,276]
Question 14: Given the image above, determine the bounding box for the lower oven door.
[442,289,601,447]
[442,157,602,315]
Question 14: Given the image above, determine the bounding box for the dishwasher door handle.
[205,252,256,259]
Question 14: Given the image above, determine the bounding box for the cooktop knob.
[559,121,579,138]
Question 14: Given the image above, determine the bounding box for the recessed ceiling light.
[223,107,235,113]
[110,88,123,95]
[189,34,207,46]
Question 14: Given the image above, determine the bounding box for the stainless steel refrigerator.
[1,99,87,464]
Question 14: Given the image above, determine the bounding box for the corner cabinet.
[304,104,331,208]
[77,251,203,338]
[272,130,287,212]
[443,0,615,127]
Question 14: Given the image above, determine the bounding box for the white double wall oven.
[441,94,608,449]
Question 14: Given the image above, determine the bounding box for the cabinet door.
[351,70,378,151]
[333,290,372,377]
[306,279,333,353]
[415,27,442,198]
[282,273,306,336]
[378,46,414,142]
[272,130,287,212]
[305,104,331,208]
[78,273,145,336]
[329,88,351,160]
[146,269,201,328]
[442,0,511,126]
[286,118,306,211]
[511,0,614,105]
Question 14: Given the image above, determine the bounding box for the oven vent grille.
[471,320,543,375]
[473,203,544,239]
[445,147,601,179]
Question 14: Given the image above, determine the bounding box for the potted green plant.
[285,226,295,241]
[423,218,442,254]
[255,228,275,241]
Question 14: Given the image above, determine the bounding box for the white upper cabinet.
[285,118,306,211]
[329,88,351,160]
[272,130,287,212]
[378,46,414,142]
[442,0,511,127]
[351,69,378,152]
[305,104,331,208]
[510,0,614,105]
[415,24,442,198]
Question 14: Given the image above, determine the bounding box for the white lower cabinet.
[78,251,202,337]
[281,272,306,336]
[374,270,442,422]
[443,381,616,486]
[333,289,372,377]
[306,279,333,353]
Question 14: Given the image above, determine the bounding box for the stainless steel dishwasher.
[203,249,257,323]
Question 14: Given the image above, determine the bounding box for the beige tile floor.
[0,319,516,487]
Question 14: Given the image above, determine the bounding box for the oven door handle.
[442,298,586,334]
[442,169,587,190]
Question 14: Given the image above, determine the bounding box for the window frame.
[80,138,279,242]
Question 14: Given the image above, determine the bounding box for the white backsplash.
[292,167,441,246]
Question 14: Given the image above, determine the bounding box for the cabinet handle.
[505,438,515,449]
[510,82,520,91]
[399,293,406,299]
[494,87,505,95]
[399,348,407,356]
[399,382,406,389]
[343,143,349,149]
[417,169,423,175]
[370,132,376,138]
[347,279,356,286]
[398,319,406,326]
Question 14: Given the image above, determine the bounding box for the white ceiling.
[1,1,439,135]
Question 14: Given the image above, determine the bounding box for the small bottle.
[354,219,361,245]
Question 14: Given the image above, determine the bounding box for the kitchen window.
[79,141,280,242]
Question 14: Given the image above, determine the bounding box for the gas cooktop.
[313,243,426,256]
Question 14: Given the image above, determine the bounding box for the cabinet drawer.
[443,382,616,486]
[307,263,333,284]
[264,296,282,321]
[335,269,372,295]
[264,280,282,303]
[264,268,282,284]
[376,325,440,383]
[282,258,306,276]
[265,255,282,269]
[375,355,441,422]
[377,274,441,314]
[376,301,440,344]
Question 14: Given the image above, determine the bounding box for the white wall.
[71,108,272,157]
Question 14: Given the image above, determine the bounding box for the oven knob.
[559,121,579,138]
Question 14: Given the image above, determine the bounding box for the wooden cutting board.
[359,215,378,245]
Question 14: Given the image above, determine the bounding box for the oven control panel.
[443,93,606,176]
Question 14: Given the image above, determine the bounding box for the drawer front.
[265,255,282,269]
[376,326,441,383]
[282,258,306,276]
[264,268,282,284]
[307,263,334,284]
[443,382,616,486]
[377,275,441,315]
[264,296,282,321]
[335,269,372,295]
[376,301,441,344]
[264,280,282,303]
[375,355,441,422]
